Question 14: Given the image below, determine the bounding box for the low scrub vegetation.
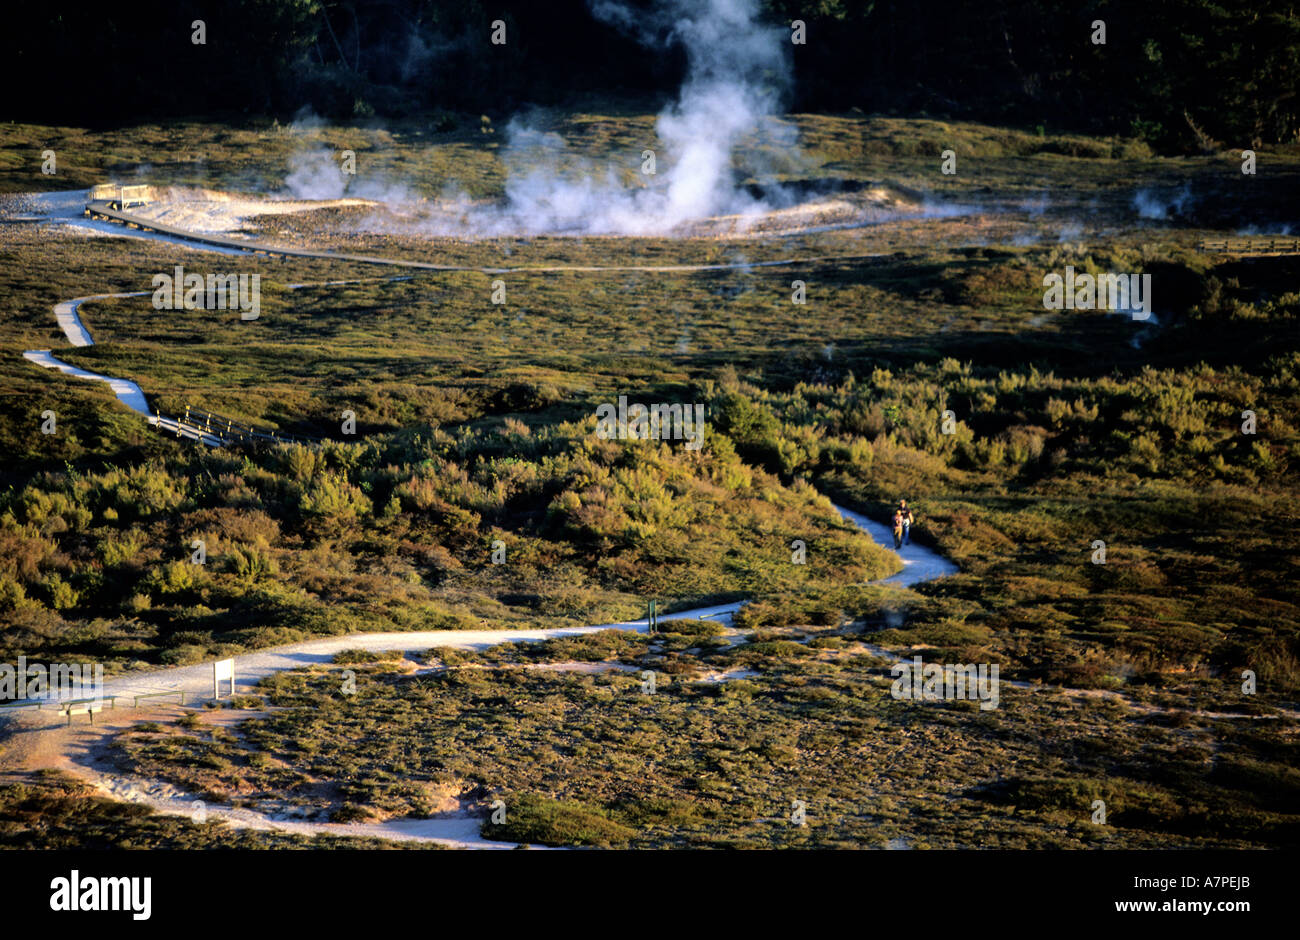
[2,114,1297,849]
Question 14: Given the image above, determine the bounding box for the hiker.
[899,500,914,545]
[891,508,904,550]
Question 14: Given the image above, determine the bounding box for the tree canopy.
[3,1,1297,149]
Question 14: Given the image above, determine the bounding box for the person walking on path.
[899,500,914,546]
[892,507,905,550]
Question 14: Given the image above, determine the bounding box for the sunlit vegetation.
[1,112,1297,849]
[109,626,1300,848]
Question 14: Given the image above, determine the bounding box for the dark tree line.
[3,0,1297,148]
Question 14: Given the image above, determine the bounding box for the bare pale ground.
[113,183,929,240]
[0,705,518,849]
[5,190,249,253]
[128,186,375,235]
[697,667,761,684]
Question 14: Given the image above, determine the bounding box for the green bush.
[487,794,636,848]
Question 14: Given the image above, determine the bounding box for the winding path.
[20,188,1288,850]
[21,189,884,440]
[8,188,957,847]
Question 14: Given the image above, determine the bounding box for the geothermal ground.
[122,180,930,243]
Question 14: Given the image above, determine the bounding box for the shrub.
[225,547,278,585]
[44,574,79,610]
[300,473,372,522]
[661,619,726,638]
[487,794,636,848]
[98,530,147,566]
[333,648,405,664]
[331,803,373,823]
[0,576,28,612]
[143,560,197,597]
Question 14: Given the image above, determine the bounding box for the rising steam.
[463,0,800,235]
[285,0,804,236]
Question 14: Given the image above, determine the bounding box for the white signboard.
[213,658,235,698]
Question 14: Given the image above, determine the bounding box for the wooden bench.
[132,690,185,707]
[63,701,104,725]
[0,699,44,712]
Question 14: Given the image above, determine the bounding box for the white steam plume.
[282,110,415,204]
[434,0,799,236]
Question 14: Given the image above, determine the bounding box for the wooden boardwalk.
[173,404,320,448]
[1198,236,1300,255]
